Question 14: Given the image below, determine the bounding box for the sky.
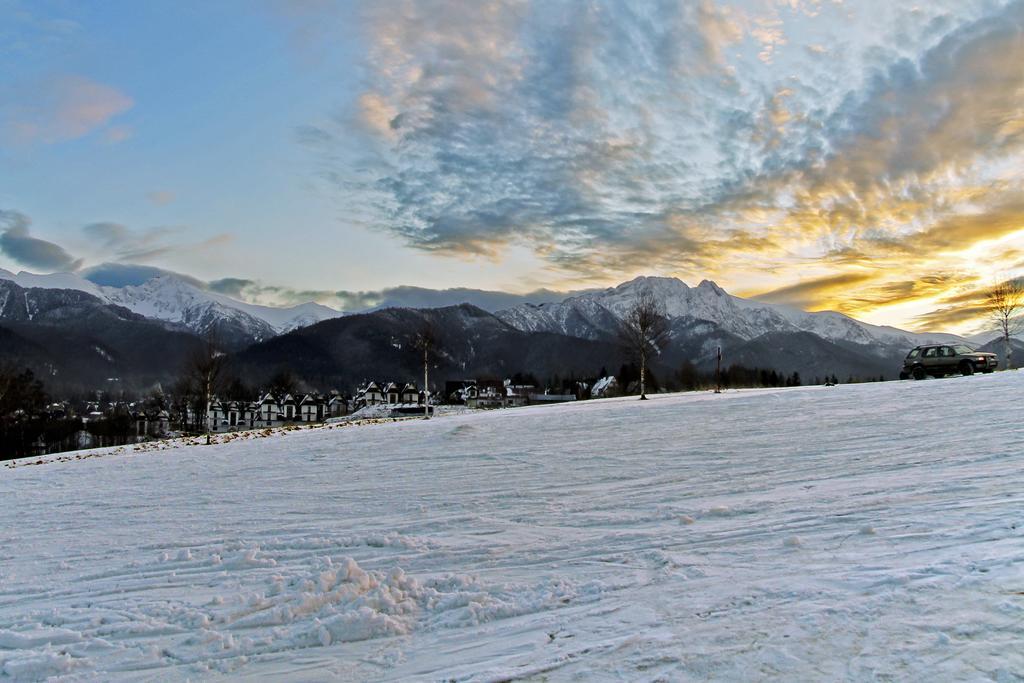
[1,0,1022,334]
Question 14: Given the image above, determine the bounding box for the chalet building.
[224,401,260,429]
[258,393,279,425]
[465,380,506,409]
[383,382,400,405]
[207,393,332,432]
[504,384,534,408]
[299,394,323,422]
[131,409,171,437]
[357,382,385,406]
[382,382,420,405]
[354,381,422,410]
[447,379,575,409]
[281,394,298,421]
[327,395,348,418]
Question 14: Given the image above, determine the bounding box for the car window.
[907,348,920,359]
[954,344,975,354]
[939,347,953,357]
[923,347,937,357]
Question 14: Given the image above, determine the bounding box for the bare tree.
[412,321,440,418]
[618,287,669,400]
[183,334,227,443]
[985,277,1023,370]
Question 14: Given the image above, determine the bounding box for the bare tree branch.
[182,333,227,441]
[618,287,670,399]
[985,277,1023,370]
[412,320,440,418]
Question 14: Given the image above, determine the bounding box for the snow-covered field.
[2,373,1023,681]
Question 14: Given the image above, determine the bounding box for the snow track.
[1,373,1023,680]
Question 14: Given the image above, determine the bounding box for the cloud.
[266,0,360,61]
[82,222,180,262]
[103,125,133,143]
[81,221,232,263]
[81,262,205,288]
[913,303,992,332]
[208,276,586,312]
[751,272,876,309]
[82,221,131,246]
[1,75,134,144]
[0,210,83,271]
[311,0,758,271]
[146,191,176,206]
[207,277,254,299]
[303,0,1021,325]
[750,16,786,63]
[911,275,1024,332]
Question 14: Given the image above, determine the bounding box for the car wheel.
[959,361,974,376]
[899,371,909,380]
[912,366,926,380]
[983,368,994,374]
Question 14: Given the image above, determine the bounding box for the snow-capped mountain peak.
[495,276,963,351]
[0,269,342,344]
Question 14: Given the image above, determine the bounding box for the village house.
[465,380,506,409]
[131,409,171,438]
[381,382,420,405]
[299,394,322,422]
[327,395,348,418]
[357,382,385,407]
[504,382,534,408]
[207,393,332,432]
[444,378,579,410]
[354,381,422,410]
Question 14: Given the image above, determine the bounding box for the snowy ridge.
[0,268,341,338]
[0,268,105,299]
[497,276,963,348]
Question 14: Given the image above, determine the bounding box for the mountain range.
[497,277,961,350]
[0,278,205,390]
[0,268,340,349]
[0,269,988,395]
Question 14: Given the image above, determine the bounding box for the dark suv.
[900,344,997,380]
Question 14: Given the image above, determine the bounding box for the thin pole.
[423,346,430,419]
[715,346,722,394]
